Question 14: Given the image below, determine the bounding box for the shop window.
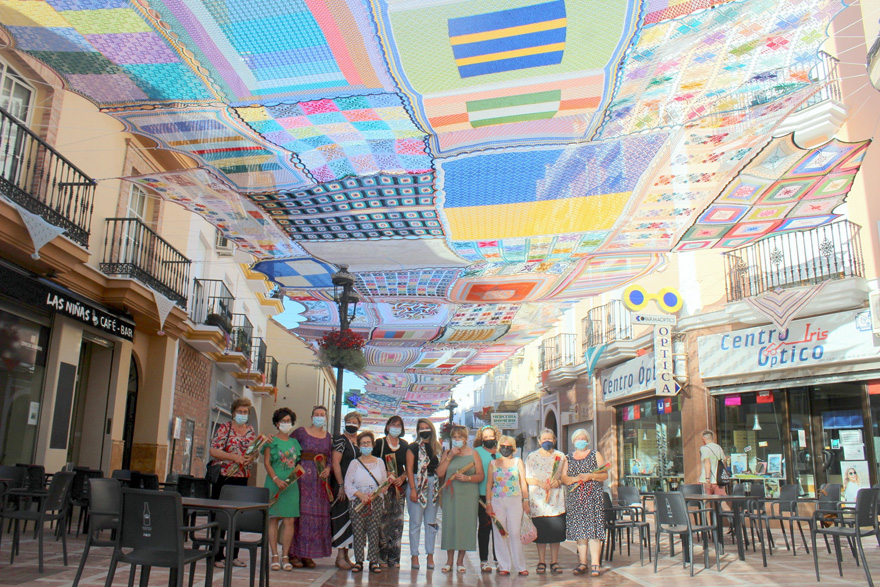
[619,396,684,491]
[0,308,49,465]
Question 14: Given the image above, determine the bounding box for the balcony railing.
[191,278,234,334]
[583,299,633,350]
[724,220,864,302]
[540,333,577,372]
[100,218,191,306]
[228,313,254,355]
[264,355,278,387]
[800,51,843,109]
[250,337,267,373]
[0,105,96,247]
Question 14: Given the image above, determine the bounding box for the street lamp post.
[446,398,458,448]
[331,265,358,436]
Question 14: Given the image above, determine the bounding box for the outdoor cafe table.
[684,494,755,564]
[181,497,270,587]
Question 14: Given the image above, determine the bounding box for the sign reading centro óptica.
[697,308,879,379]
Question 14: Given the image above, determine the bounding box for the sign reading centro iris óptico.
[698,308,879,379]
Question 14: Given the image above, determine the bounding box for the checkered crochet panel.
[246,173,442,240]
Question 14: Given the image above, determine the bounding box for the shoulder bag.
[206,424,233,484]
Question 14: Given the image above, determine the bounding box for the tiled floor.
[0,517,875,586]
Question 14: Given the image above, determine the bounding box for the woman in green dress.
[436,424,483,573]
[263,407,301,571]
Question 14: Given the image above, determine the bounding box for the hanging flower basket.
[317,329,366,372]
[439,421,452,441]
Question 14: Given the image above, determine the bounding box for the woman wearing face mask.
[485,435,530,576]
[344,431,390,574]
[263,408,301,571]
[288,406,333,568]
[436,424,484,574]
[405,418,441,570]
[525,428,567,575]
[330,412,361,569]
[473,425,500,573]
[373,415,408,568]
[209,397,256,567]
[562,429,608,577]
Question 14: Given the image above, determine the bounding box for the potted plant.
[317,329,366,372]
[205,312,232,334]
[233,329,251,356]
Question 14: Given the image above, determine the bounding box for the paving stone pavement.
[0,515,874,586]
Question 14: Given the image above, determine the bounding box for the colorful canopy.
[0,0,866,419]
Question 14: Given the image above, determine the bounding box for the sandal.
[518,570,529,576]
[497,570,510,576]
[536,562,546,574]
[457,566,466,573]
[290,557,304,568]
[351,563,363,573]
[302,558,316,568]
[281,556,293,571]
[590,565,602,577]
[481,562,493,573]
[232,559,247,568]
[271,555,281,571]
[441,565,453,573]
[411,556,420,569]
[573,563,589,575]
[550,562,563,574]
[370,563,382,574]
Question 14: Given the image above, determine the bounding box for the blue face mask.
[360,446,373,456]
[234,414,248,425]
[574,440,588,451]
[312,416,326,428]
[389,427,402,438]
[541,441,554,451]
[452,439,465,449]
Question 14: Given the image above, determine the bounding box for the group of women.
[209,398,610,577]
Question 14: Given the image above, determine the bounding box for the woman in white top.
[344,431,391,574]
[525,428,567,575]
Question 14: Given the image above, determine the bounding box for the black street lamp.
[446,397,458,448]
[331,265,359,436]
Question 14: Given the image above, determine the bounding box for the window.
[0,60,33,124]
[0,60,35,183]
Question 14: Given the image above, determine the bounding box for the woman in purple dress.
[289,406,333,567]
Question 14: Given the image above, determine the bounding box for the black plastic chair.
[192,485,270,587]
[763,483,810,555]
[110,469,132,487]
[653,491,720,576]
[0,471,74,572]
[129,472,160,491]
[175,474,196,497]
[69,469,103,537]
[104,488,219,587]
[811,487,879,587]
[0,465,26,489]
[603,491,651,565]
[72,478,121,586]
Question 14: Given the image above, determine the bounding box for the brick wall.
[171,342,211,476]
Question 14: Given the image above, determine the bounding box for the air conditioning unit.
[869,291,880,335]
[215,229,235,256]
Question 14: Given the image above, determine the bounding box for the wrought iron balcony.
[724,220,864,302]
[583,299,632,350]
[250,337,267,373]
[191,278,234,334]
[0,105,96,247]
[540,333,577,372]
[227,313,254,355]
[263,355,278,387]
[100,218,191,306]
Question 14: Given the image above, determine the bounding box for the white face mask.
[278,422,293,433]
[234,413,248,425]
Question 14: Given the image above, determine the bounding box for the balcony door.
[0,60,34,184]
[118,183,151,266]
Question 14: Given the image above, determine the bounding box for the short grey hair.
[539,428,556,442]
[571,428,590,444]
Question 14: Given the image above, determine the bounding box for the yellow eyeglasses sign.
[622,285,683,314]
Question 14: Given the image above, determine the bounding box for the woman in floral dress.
[289,406,333,567]
[263,407,301,571]
[562,428,609,577]
[525,428,567,574]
